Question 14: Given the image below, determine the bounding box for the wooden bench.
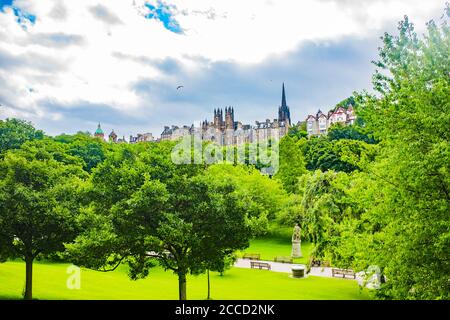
[250,261,271,270]
[274,256,293,264]
[243,253,260,260]
[332,268,356,279]
[311,257,330,267]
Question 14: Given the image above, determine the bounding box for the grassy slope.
[0,261,368,300]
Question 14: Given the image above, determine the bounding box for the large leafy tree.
[275,135,307,193]
[294,170,357,255]
[68,142,251,300]
[0,140,87,300]
[326,10,450,299]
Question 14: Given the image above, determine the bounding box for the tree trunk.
[178,272,187,300]
[207,269,211,300]
[24,256,33,300]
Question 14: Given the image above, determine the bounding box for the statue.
[292,224,301,241]
[291,224,302,258]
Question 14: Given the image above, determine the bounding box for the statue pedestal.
[291,240,302,258]
[291,265,306,278]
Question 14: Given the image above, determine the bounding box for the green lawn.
[0,260,368,300]
[239,225,314,264]
[240,239,313,264]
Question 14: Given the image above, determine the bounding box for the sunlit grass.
[0,260,368,300]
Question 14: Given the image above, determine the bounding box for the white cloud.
[0,0,445,136]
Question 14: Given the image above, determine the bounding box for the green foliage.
[0,118,44,154]
[0,144,87,258]
[327,123,377,144]
[316,10,450,299]
[68,143,252,299]
[288,124,308,140]
[295,171,357,252]
[334,96,356,111]
[0,141,87,299]
[275,135,307,193]
[302,136,373,173]
[208,253,237,276]
[19,138,85,167]
[205,164,288,236]
[219,139,279,175]
[55,133,108,172]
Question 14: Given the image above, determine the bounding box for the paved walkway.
[234,258,363,281]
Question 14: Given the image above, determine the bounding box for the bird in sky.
[176,85,184,90]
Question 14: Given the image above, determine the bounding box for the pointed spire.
[281,82,287,107]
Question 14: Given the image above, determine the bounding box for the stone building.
[160,83,292,146]
[109,129,118,143]
[306,106,356,136]
[130,132,154,143]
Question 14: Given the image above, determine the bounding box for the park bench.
[310,257,330,267]
[243,253,260,260]
[250,261,271,270]
[332,268,356,279]
[274,256,293,263]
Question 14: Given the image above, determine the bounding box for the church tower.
[278,83,291,125]
[225,106,234,129]
[214,108,224,129]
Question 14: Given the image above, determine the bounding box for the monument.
[291,224,302,258]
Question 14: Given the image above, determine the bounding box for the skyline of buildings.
[160,83,291,146]
[93,83,356,144]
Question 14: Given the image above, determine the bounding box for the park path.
[234,258,362,281]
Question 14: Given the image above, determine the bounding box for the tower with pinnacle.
[278,83,291,126]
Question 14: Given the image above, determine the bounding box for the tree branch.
[98,256,126,272]
[145,252,177,271]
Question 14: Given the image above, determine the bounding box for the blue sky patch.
[13,7,36,25]
[0,0,13,11]
[0,1,36,29]
[144,1,182,34]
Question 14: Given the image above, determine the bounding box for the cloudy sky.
[0,0,445,137]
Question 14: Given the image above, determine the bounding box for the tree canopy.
[0,139,87,299]
[67,142,251,300]
[0,118,44,155]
